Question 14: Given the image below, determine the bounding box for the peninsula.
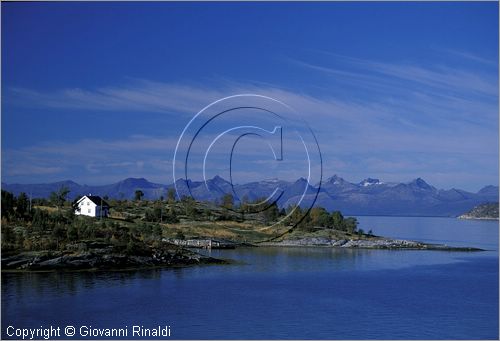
[1,189,484,271]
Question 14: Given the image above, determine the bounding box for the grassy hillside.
[2,190,366,254]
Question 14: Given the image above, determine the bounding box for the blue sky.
[2,2,498,192]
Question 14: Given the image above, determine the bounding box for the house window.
[88,209,91,213]
[87,202,90,206]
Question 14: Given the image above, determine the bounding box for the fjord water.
[2,217,498,339]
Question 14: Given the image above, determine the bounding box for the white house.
[74,195,110,218]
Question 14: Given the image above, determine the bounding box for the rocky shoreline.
[458,215,499,221]
[2,236,484,272]
[165,236,484,251]
[1,241,228,271]
[259,237,484,251]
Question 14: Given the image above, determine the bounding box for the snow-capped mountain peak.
[359,178,383,187]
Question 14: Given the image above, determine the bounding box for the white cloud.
[8,80,224,114]
[3,52,498,190]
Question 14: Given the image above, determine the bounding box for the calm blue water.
[2,217,498,339]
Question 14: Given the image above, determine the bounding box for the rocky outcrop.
[260,237,484,251]
[458,202,499,220]
[2,242,228,271]
[166,238,238,249]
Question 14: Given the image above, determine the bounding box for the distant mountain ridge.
[2,175,498,217]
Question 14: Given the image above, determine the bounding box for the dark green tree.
[221,193,234,209]
[167,188,176,203]
[310,207,332,227]
[285,204,306,227]
[145,206,164,222]
[164,207,179,223]
[32,208,50,231]
[16,192,30,219]
[1,225,16,248]
[261,202,279,224]
[1,190,15,219]
[239,195,250,213]
[50,186,70,209]
[331,211,344,230]
[134,190,144,201]
[344,217,358,234]
[181,196,197,219]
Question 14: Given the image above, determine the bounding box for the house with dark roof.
[74,195,110,218]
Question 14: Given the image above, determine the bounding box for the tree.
[134,190,144,201]
[221,193,234,209]
[261,202,279,224]
[285,204,304,226]
[331,211,344,230]
[181,196,197,219]
[16,192,29,218]
[309,207,331,227]
[167,188,176,203]
[1,190,15,220]
[1,225,16,248]
[164,207,179,223]
[239,195,250,213]
[344,217,358,234]
[32,208,50,231]
[145,206,164,222]
[50,186,70,209]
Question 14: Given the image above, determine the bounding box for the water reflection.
[2,250,498,339]
[1,269,166,301]
[356,216,499,250]
[2,246,488,303]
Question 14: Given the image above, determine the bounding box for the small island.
[1,188,484,271]
[458,202,499,220]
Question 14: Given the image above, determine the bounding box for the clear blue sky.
[2,2,498,191]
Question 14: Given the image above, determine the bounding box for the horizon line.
[2,175,498,193]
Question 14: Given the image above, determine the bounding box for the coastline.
[258,237,484,251]
[2,235,484,272]
[458,215,499,221]
[1,242,229,272]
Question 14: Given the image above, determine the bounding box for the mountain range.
[2,175,498,217]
